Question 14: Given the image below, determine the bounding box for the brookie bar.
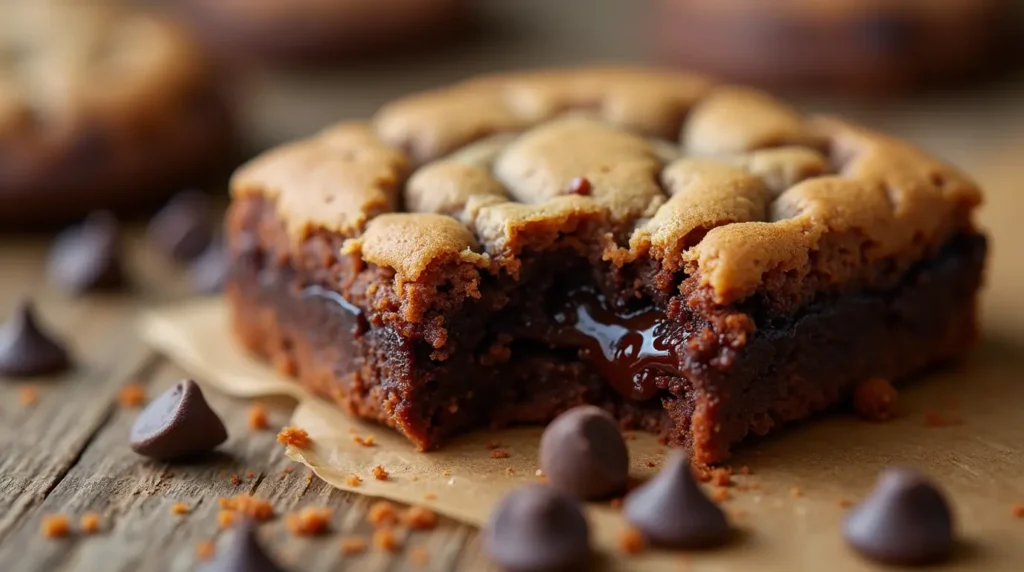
[225,68,986,464]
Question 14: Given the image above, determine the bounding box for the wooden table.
[3,1,1024,570]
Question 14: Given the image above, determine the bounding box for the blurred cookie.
[652,0,1017,93]
[0,2,235,227]
[179,0,469,64]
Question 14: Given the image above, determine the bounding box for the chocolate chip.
[199,520,284,572]
[0,300,72,377]
[540,405,628,499]
[47,211,125,294]
[565,177,591,195]
[484,485,590,572]
[623,452,730,549]
[147,190,214,261]
[130,379,227,460]
[190,240,228,295]
[844,467,954,565]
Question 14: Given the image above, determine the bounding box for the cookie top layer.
[0,2,207,139]
[232,67,981,306]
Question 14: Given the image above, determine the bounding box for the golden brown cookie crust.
[231,67,981,307]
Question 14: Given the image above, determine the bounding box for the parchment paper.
[139,151,1024,571]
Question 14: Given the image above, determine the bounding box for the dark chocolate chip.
[484,485,590,572]
[129,379,227,460]
[47,211,125,294]
[0,300,72,377]
[565,177,591,195]
[190,240,228,295]
[199,520,284,572]
[540,405,628,500]
[147,190,214,261]
[623,452,730,549]
[844,467,954,566]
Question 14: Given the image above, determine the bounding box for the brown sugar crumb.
[409,546,431,566]
[924,409,963,427]
[837,498,853,509]
[490,449,509,459]
[646,460,656,468]
[345,475,362,487]
[117,383,146,408]
[1011,504,1024,518]
[790,487,803,498]
[424,492,437,501]
[853,378,899,421]
[504,467,516,476]
[247,402,269,430]
[609,498,624,510]
[402,506,438,530]
[246,471,255,479]
[171,502,190,515]
[368,501,398,527]
[340,536,367,555]
[372,465,390,481]
[195,540,215,560]
[739,465,752,476]
[217,510,236,529]
[441,470,451,477]
[79,513,101,534]
[285,507,332,536]
[229,475,242,486]
[373,527,401,552]
[352,434,375,447]
[619,528,646,554]
[219,495,274,520]
[19,385,38,407]
[486,440,501,450]
[277,426,311,448]
[712,488,731,502]
[40,514,69,538]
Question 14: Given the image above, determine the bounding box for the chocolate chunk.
[147,190,214,261]
[484,485,590,572]
[130,379,227,460]
[0,300,72,376]
[623,452,730,548]
[540,405,629,499]
[46,211,125,294]
[190,240,228,294]
[565,176,591,195]
[844,467,954,565]
[199,520,284,572]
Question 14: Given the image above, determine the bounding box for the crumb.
[619,528,646,554]
[195,540,215,560]
[924,410,963,427]
[790,487,803,498]
[171,502,190,515]
[837,498,853,509]
[79,513,100,534]
[230,475,242,486]
[352,434,375,447]
[692,465,711,483]
[368,501,397,527]
[442,470,451,477]
[424,492,437,501]
[853,378,899,421]
[373,528,400,552]
[504,467,516,476]
[217,511,235,529]
[402,506,438,531]
[277,426,311,448]
[646,460,656,468]
[340,536,367,555]
[712,488,731,502]
[1012,504,1024,518]
[346,475,362,487]
[218,495,274,520]
[248,402,269,430]
[246,471,255,479]
[285,507,332,536]
[490,449,509,459]
[710,467,733,487]
[409,546,430,566]
[609,498,623,510]
[19,385,38,407]
[40,514,69,538]
[117,383,146,408]
[486,440,501,450]
[730,509,748,519]
[739,465,752,475]
[372,465,390,481]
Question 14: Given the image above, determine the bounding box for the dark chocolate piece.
[199,520,284,572]
[190,241,228,295]
[147,190,214,261]
[46,211,125,294]
[484,485,590,572]
[844,467,954,565]
[129,379,227,460]
[0,300,72,377]
[623,452,730,549]
[539,405,629,499]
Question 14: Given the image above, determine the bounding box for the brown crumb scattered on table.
[79,513,101,534]
[195,540,215,560]
[853,378,899,421]
[373,528,401,552]
[504,467,516,476]
[218,495,274,520]
[353,434,375,447]
[837,498,853,509]
[441,470,451,477]
[285,507,332,536]
[117,383,146,408]
[229,475,242,486]
[486,440,501,450]
[710,467,733,487]
[924,409,963,427]
[340,536,367,555]
[646,460,656,468]
[345,475,362,487]
[19,385,38,407]
[409,546,431,566]
[372,465,390,481]
[171,502,190,515]
[424,492,437,501]
[619,528,646,554]
[277,426,311,448]
[217,511,235,529]
[739,465,751,475]
[246,471,255,479]
[247,402,269,430]
[490,449,509,459]
[790,487,803,498]
[402,506,438,530]
[1011,504,1024,518]
[368,501,398,527]
[712,488,731,502]
[41,514,69,538]
[610,498,623,510]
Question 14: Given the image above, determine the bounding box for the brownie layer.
[227,195,986,463]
